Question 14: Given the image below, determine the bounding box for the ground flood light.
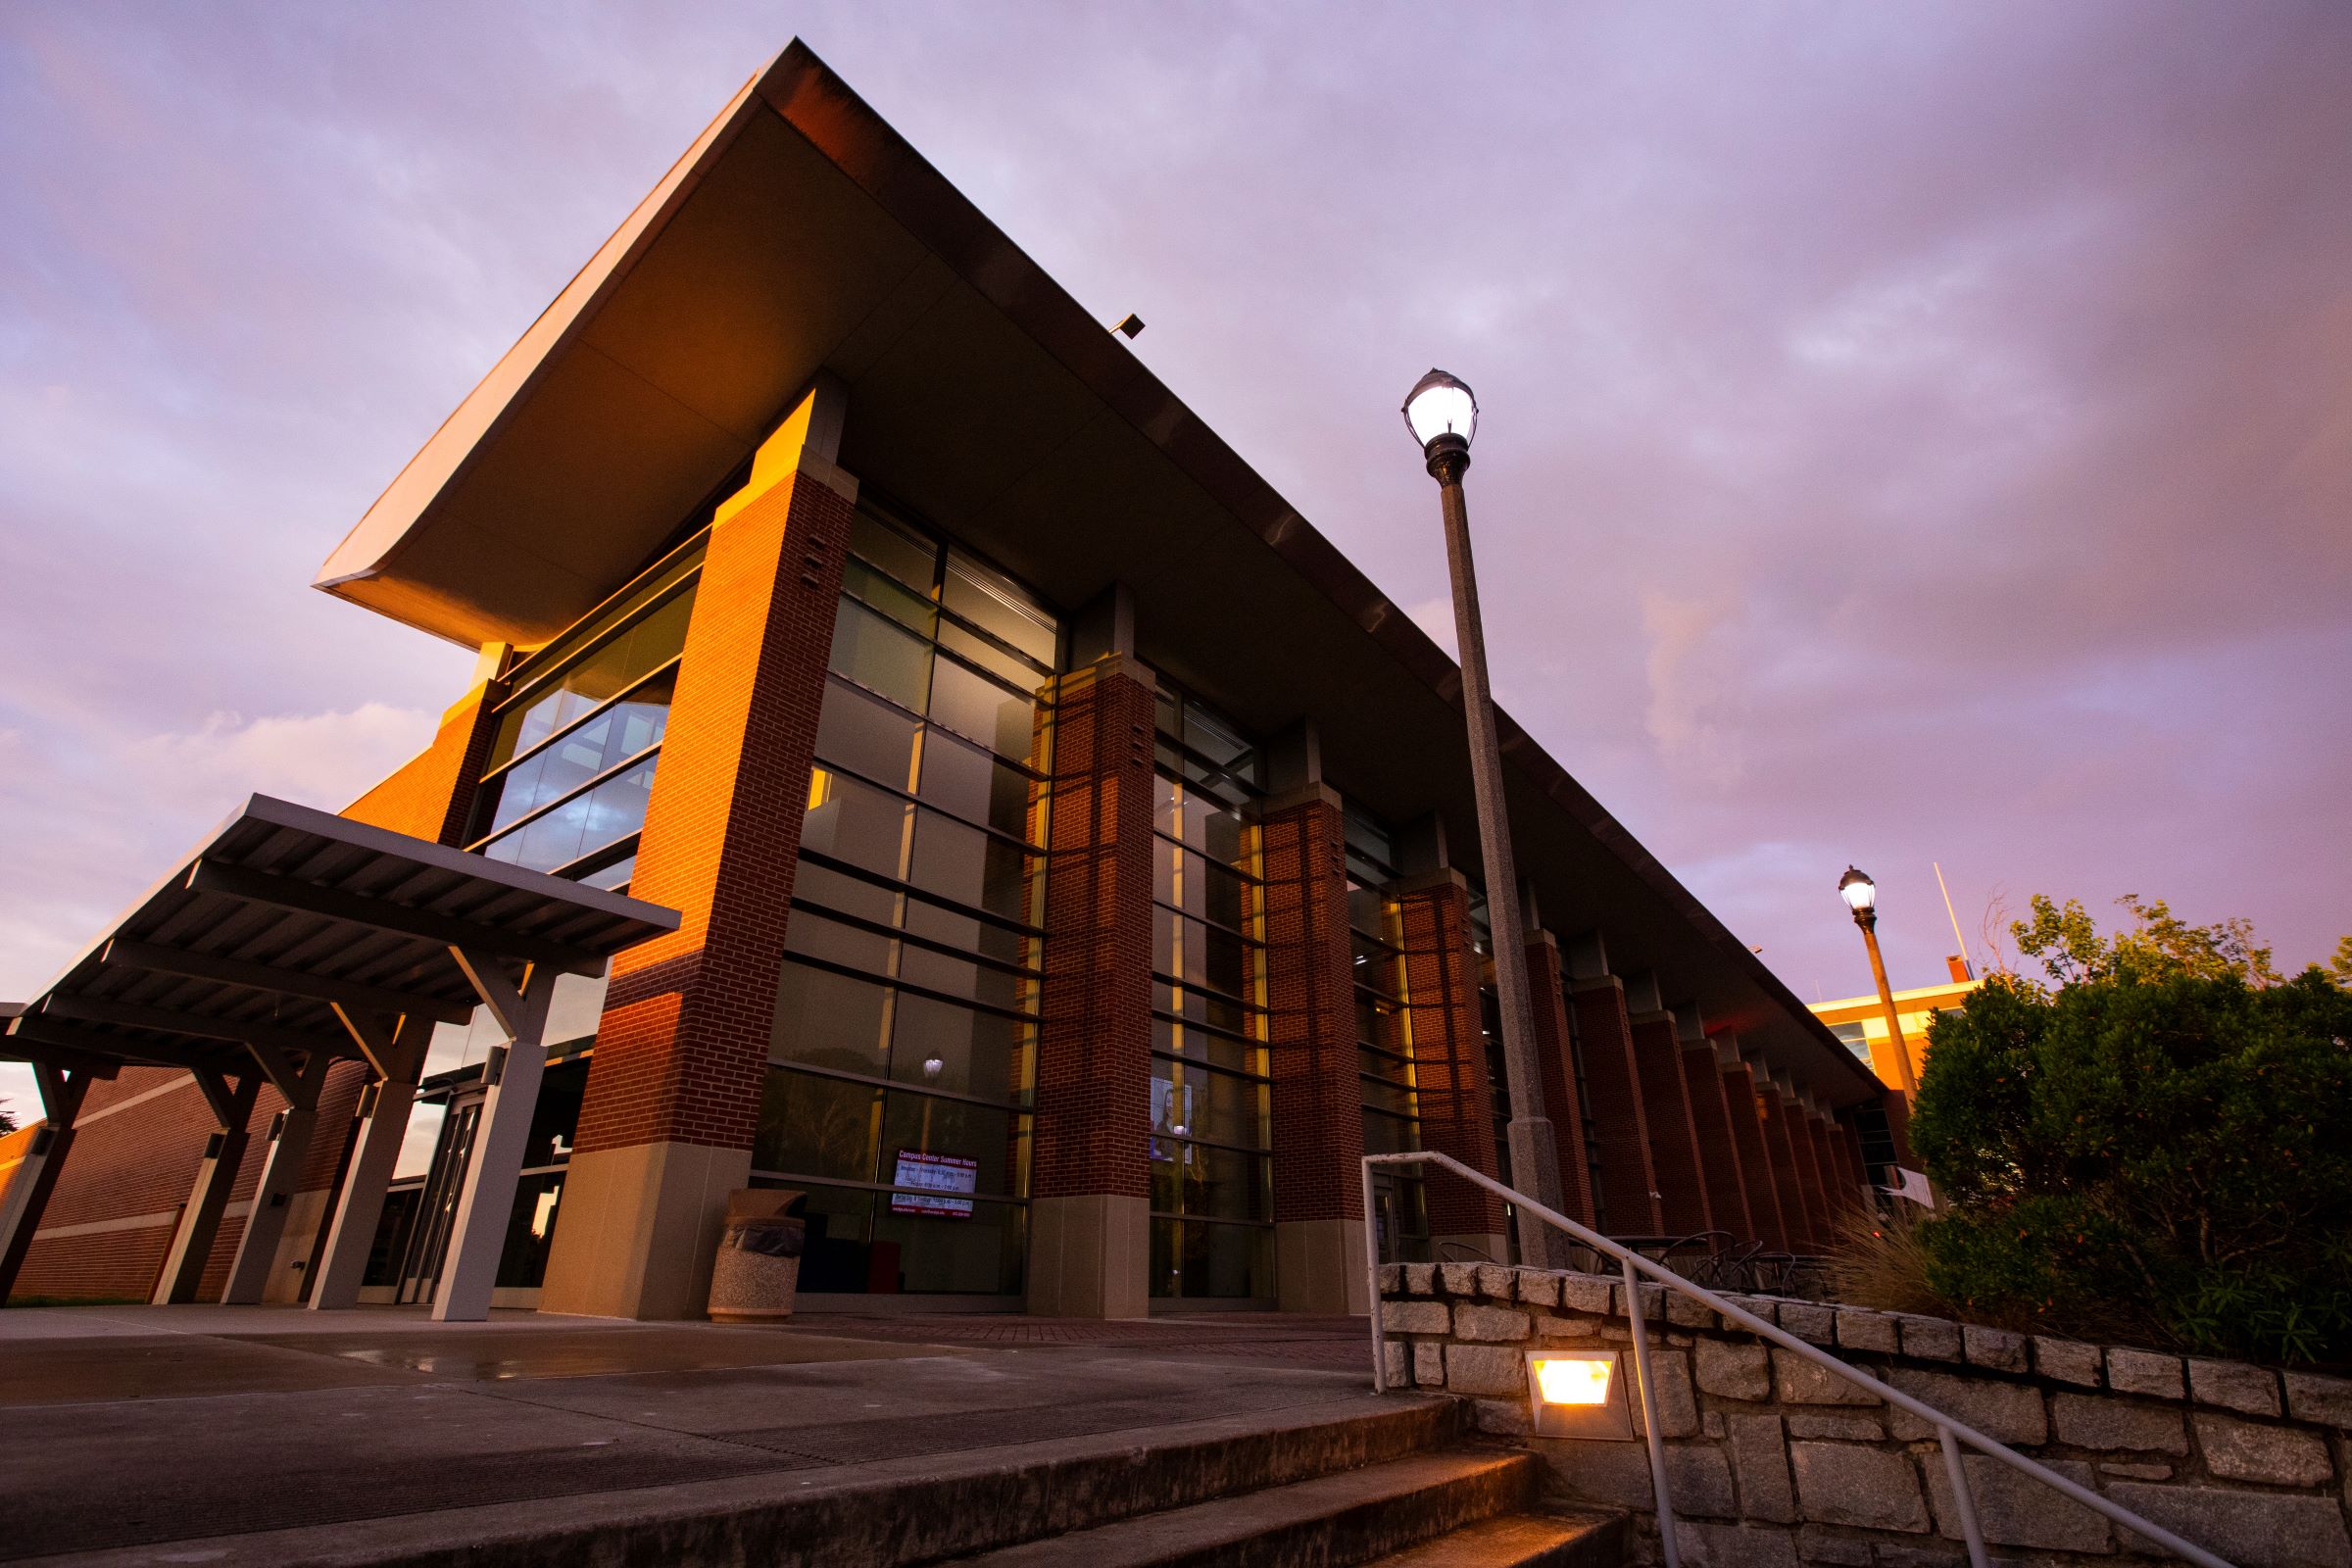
[1525,1348,1633,1439]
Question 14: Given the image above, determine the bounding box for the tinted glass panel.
[754,1068,880,1183]
[829,600,932,711]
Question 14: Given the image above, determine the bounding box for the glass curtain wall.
[1345,809,1432,1261]
[761,502,1059,1298]
[466,537,706,889]
[1149,686,1274,1301]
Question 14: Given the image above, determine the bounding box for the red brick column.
[1718,1060,1787,1251]
[1681,1046,1753,1241]
[1806,1113,1854,1235]
[1026,656,1155,1317]
[1526,936,1596,1230]
[1567,978,1661,1236]
[1757,1089,1820,1253]
[1391,872,1506,1253]
[1629,1011,1710,1237]
[1834,1118,1870,1191]
[1256,784,1368,1310]
[542,446,857,1320]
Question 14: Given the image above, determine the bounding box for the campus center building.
[6,41,1896,1321]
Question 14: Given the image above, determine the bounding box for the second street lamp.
[1839,866,1920,1097]
[1403,368,1567,1269]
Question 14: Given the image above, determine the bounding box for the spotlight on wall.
[1525,1349,1633,1439]
[1112,313,1146,339]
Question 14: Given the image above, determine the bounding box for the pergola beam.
[0,1023,122,1082]
[99,939,473,1027]
[40,994,353,1062]
[186,860,606,975]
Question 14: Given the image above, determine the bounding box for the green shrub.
[1908,967,2352,1364]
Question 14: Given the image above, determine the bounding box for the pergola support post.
[432,953,555,1322]
[0,1066,91,1301]
[221,1053,330,1304]
[309,1017,426,1311]
[152,1071,261,1304]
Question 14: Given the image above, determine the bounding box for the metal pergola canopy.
[1,794,678,1101]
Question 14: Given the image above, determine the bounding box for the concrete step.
[938,1448,1544,1567]
[1358,1511,1625,1568]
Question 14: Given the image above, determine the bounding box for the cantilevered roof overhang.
[312,42,1881,1105]
[2,795,677,1095]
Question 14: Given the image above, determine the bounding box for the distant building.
[1809,956,1981,1093]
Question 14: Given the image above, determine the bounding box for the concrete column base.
[537,1139,751,1321]
[1026,1194,1148,1319]
[1275,1217,1368,1314]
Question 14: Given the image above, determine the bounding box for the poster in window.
[890,1150,978,1218]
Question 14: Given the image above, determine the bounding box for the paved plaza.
[0,1303,1380,1565]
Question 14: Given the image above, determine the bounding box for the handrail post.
[1939,1424,1989,1568]
[1363,1157,1387,1395]
[1622,1253,1682,1568]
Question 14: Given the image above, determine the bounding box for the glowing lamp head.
[1402,368,1478,453]
[1838,866,1877,915]
[1533,1355,1612,1405]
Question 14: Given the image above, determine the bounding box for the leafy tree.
[2328,935,2352,989]
[2011,893,2279,987]
[1908,964,2352,1363]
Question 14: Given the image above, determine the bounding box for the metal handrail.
[1361,1151,2230,1568]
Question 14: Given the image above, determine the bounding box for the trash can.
[708,1189,808,1324]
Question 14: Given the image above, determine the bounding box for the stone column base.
[1276,1217,1369,1314]
[538,1140,751,1320]
[1026,1194,1148,1318]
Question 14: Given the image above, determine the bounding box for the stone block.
[2195,1411,2332,1487]
[1922,1453,2109,1553]
[1896,1314,1963,1362]
[1696,1338,1772,1400]
[1727,1412,1796,1524]
[2105,1347,2183,1400]
[1789,1442,1930,1532]
[1382,1299,1450,1335]
[2034,1336,2103,1389]
[1516,1269,1561,1307]
[1532,1310,1597,1341]
[1886,1366,2047,1446]
[1779,1301,1837,1346]
[2050,1392,2185,1455]
[1962,1323,2028,1373]
[1414,1341,1445,1388]
[1629,1349,1699,1440]
[1836,1308,1898,1353]
[1702,1410,1724,1439]
[1666,1290,1715,1330]
[1788,1413,1885,1441]
[1560,1274,1615,1316]
[1383,1339,1407,1386]
[2282,1370,2352,1430]
[1402,1261,1437,1295]
[1446,1342,1525,1397]
[1439,1261,1481,1297]
[1378,1262,1403,1294]
[1473,1397,1530,1436]
[1774,1348,1881,1406]
[1540,1438,1737,1519]
[1795,1525,1874,1565]
[2106,1481,2352,1568]
[1873,1544,1967,1568]
[2099,1460,2172,1480]
[1675,1520,1800,1568]
[1615,1278,1667,1322]
[1476,1262,1519,1298]
[1453,1302,1531,1342]
[2188,1357,2280,1417]
[1722,1294,1777,1328]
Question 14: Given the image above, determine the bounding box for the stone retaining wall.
[1380,1262,2352,1568]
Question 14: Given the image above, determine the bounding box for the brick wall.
[1031,660,1155,1202]
[1525,938,1596,1230]
[1757,1091,1821,1253]
[1568,978,1661,1237]
[1719,1061,1788,1252]
[1385,1262,2352,1567]
[570,466,851,1160]
[1630,1012,1710,1237]
[1391,875,1506,1242]
[1257,788,1363,1225]
[1681,1048,1754,1242]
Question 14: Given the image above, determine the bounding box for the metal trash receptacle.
[708,1189,808,1324]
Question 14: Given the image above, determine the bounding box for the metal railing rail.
[1360,1151,2230,1568]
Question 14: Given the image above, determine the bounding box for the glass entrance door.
[395,1093,482,1304]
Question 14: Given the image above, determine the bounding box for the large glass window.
[1348,808,1432,1262]
[759,503,1057,1298]
[1149,685,1274,1301]
[466,536,705,889]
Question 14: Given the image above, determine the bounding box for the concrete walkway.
[0,1303,1379,1564]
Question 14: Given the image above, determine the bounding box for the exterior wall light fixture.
[1525,1348,1633,1439]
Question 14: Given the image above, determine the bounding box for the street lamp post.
[1838,866,1919,1097]
[1404,368,1566,1269]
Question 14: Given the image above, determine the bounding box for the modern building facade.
[3,41,1897,1320]
[1811,956,1981,1090]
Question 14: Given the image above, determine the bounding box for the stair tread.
[1358,1511,1624,1567]
[946,1448,1536,1566]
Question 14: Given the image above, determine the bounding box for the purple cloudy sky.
[3,4,2348,1117]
